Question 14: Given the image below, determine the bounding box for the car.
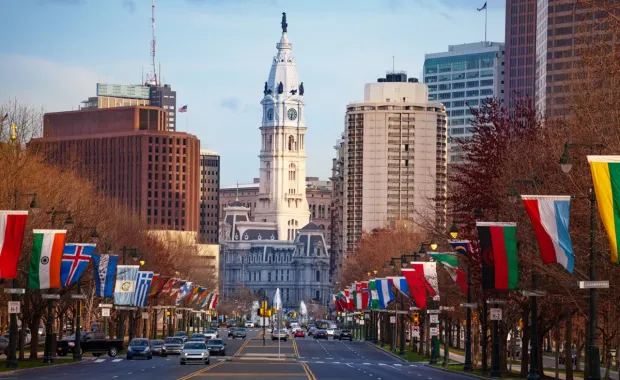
[174,331,188,342]
[294,330,305,338]
[204,329,218,340]
[210,321,220,328]
[56,331,124,357]
[333,330,341,339]
[4,329,32,346]
[326,325,337,337]
[244,321,254,328]
[271,329,287,341]
[230,328,246,339]
[126,338,152,360]
[307,327,317,336]
[226,320,236,328]
[314,329,328,340]
[180,342,210,365]
[189,333,206,342]
[306,324,315,332]
[206,339,226,356]
[0,337,8,355]
[150,339,166,356]
[338,329,352,341]
[163,337,184,356]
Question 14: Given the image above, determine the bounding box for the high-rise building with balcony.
[340,72,448,255]
[199,149,220,243]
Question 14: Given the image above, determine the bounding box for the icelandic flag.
[114,265,139,305]
[92,254,118,297]
[521,195,575,273]
[61,243,94,287]
[449,240,471,255]
[133,271,154,307]
[375,278,395,309]
[178,105,188,113]
[387,276,409,297]
[176,282,193,306]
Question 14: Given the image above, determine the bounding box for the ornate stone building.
[220,13,331,309]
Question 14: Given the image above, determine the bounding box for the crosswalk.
[297,359,420,367]
[91,357,230,364]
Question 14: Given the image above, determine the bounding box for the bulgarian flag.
[477,222,519,290]
[28,229,66,289]
[588,156,620,263]
[0,211,29,279]
[367,280,379,309]
[429,253,468,294]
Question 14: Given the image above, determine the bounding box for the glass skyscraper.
[424,42,505,163]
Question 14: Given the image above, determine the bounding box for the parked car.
[174,331,188,342]
[244,321,254,328]
[0,337,8,355]
[150,339,165,356]
[338,329,353,341]
[230,328,246,339]
[559,349,577,365]
[126,338,152,360]
[271,329,288,341]
[180,342,210,365]
[294,330,305,338]
[314,329,329,340]
[206,339,226,356]
[4,329,31,346]
[204,329,218,340]
[189,333,206,342]
[56,331,124,357]
[162,337,184,356]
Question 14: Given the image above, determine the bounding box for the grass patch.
[431,363,522,380]
[0,359,64,372]
[373,343,428,362]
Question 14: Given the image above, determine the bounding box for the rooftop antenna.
[392,55,395,72]
[236,181,239,201]
[145,0,158,86]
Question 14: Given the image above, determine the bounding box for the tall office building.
[30,106,200,232]
[149,84,177,131]
[329,134,345,282]
[504,0,537,112]
[341,72,448,255]
[199,149,220,243]
[424,42,505,163]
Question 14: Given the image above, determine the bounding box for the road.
[9,328,472,379]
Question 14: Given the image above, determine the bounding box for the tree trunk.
[576,328,583,372]
[520,303,530,377]
[28,316,41,359]
[456,323,461,349]
[555,325,560,379]
[565,317,573,380]
[58,311,64,340]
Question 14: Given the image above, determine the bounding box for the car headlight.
[68,342,75,347]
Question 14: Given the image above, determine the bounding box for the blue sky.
[0,0,505,187]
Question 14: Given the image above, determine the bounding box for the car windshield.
[130,339,148,346]
[174,332,186,336]
[184,343,206,350]
[151,340,164,346]
[234,328,245,331]
[191,334,204,338]
[206,329,216,333]
[208,339,223,345]
[341,330,350,333]
[165,338,183,344]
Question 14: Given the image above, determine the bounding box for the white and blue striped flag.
[375,278,395,309]
[133,271,154,307]
[114,265,139,305]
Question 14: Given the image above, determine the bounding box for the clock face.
[267,108,274,121]
[287,108,298,121]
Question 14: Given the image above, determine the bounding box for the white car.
[244,321,254,328]
[326,324,337,337]
[204,329,218,340]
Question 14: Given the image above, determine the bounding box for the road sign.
[522,290,547,297]
[579,281,609,289]
[486,299,507,304]
[439,306,455,311]
[347,317,352,322]
[8,301,20,314]
[490,308,502,321]
[99,303,113,308]
[430,327,439,336]
[359,320,365,325]
[101,308,111,317]
[430,315,439,324]
[390,316,396,323]
[427,309,441,314]
[41,294,60,300]
[4,288,25,295]
[409,307,421,311]
[176,313,182,319]
[412,326,420,336]
[460,303,477,308]
[71,294,87,299]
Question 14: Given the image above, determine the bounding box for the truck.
[56,331,124,357]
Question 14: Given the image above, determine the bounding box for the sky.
[0,0,505,187]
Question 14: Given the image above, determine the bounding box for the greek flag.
[92,254,118,297]
[133,271,154,307]
[114,265,139,305]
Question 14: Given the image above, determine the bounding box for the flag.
[114,265,139,305]
[477,222,519,290]
[375,278,395,309]
[60,243,94,287]
[160,277,178,295]
[588,155,620,263]
[332,294,342,312]
[355,283,364,309]
[367,280,379,309]
[178,105,188,113]
[149,274,170,297]
[411,262,439,296]
[336,292,347,310]
[449,240,471,255]
[209,294,218,310]
[184,285,200,306]
[92,254,118,297]
[0,210,28,279]
[477,1,487,11]
[133,271,154,307]
[360,282,369,309]
[387,276,409,297]
[429,253,468,294]
[28,229,66,289]
[521,195,575,273]
[347,284,356,310]
[196,289,210,308]
[401,268,430,309]
[176,282,193,305]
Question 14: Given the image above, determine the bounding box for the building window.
[288,163,296,181]
[266,162,271,180]
[288,136,295,150]
[316,270,320,282]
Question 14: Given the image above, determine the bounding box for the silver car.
[163,337,184,355]
[180,342,210,365]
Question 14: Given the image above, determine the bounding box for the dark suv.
[338,329,352,341]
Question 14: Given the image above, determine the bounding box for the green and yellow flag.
[588,156,620,263]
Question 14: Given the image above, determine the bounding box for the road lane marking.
[292,339,300,357]
[94,359,105,363]
[346,364,354,368]
[394,364,402,366]
[176,361,226,380]
[300,362,317,380]
[234,338,251,357]
[112,359,123,362]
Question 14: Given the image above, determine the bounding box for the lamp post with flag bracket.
[117,247,139,341]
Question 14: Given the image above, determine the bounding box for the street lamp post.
[118,247,138,341]
[560,143,604,380]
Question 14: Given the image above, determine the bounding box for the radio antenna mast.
[145,0,158,86]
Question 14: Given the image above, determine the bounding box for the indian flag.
[588,156,620,263]
[28,229,66,289]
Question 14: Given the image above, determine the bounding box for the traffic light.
[413,312,420,326]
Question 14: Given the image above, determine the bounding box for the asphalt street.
[5,329,473,379]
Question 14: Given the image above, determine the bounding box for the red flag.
[402,268,429,309]
[0,211,28,279]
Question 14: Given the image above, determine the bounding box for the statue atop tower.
[281,12,288,33]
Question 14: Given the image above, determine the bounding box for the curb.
[423,364,483,379]
[0,358,91,377]
[363,341,410,363]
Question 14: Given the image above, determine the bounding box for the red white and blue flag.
[178,105,188,113]
[387,276,409,297]
[61,243,95,287]
[521,195,575,273]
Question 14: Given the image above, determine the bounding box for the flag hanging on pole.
[521,195,575,273]
[411,262,439,296]
[375,278,395,309]
[178,105,188,113]
[401,268,431,309]
[477,222,519,290]
[367,280,379,309]
[449,240,471,255]
[477,1,487,11]
[92,254,118,297]
[176,282,193,305]
[60,243,95,287]
[28,229,66,289]
[0,210,29,279]
[387,276,409,297]
[588,155,620,263]
[133,271,154,307]
[209,294,218,310]
[114,265,139,305]
[429,253,468,294]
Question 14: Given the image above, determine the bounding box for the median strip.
[176,360,226,380]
